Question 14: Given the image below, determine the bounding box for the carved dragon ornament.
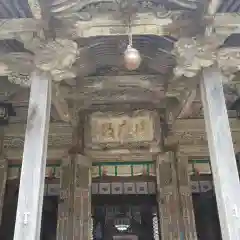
[173,36,240,80]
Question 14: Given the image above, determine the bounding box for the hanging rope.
[128,15,133,47]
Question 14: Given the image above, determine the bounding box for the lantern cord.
[128,16,133,47]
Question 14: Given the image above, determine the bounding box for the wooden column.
[177,154,197,240]
[13,71,52,240]
[57,154,92,240]
[201,66,240,239]
[0,159,7,226]
[57,156,74,240]
[73,154,92,240]
[0,127,7,226]
[156,152,181,240]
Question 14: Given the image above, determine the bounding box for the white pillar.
[13,71,52,240]
[200,66,240,240]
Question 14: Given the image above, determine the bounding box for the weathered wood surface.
[177,155,197,240]
[73,155,91,240]
[0,19,45,40]
[156,152,181,240]
[0,159,7,226]
[13,71,51,240]
[57,157,74,240]
[85,110,161,150]
[0,13,238,40]
[201,66,240,240]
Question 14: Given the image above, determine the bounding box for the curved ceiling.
[75,35,176,76]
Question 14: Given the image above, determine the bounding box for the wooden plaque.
[84,110,161,150]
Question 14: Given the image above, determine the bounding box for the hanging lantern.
[124,45,141,71]
[123,16,141,71]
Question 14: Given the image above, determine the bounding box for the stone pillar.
[177,153,197,240]
[73,154,92,240]
[0,158,7,226]
[156,152,181,240]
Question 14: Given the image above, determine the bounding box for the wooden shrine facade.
[1,0,240,239]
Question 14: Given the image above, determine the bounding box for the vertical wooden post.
[13,71,52,240]
[0,159,7,226]
[73,154,92,240]
[200,66,240,239]
[176,154,197,240]
[57,156,74,240]
[156,152,181,240]
[0,127,7,226]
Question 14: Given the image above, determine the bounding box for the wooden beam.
[0,19,45,40]
[201,66,240,240]
[212,13,240,35]
[0,13,237,40]
[13,71,51,240]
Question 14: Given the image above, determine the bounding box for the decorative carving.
[51,0,176,21]
[173,35,240,79]
[217,47,240,77]
[0,39,78,85]
[8,73,31,88]
[28,0,42,19]
[34,38,78,81]
[173,36,224,78]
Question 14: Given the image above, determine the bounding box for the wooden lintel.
[0,13,238,40]
[173,118,240,132]
[5,148,68,160]
[4,122,71,136]
[78,75,165,90]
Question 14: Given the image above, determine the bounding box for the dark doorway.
[192,191,222,240]
[40,196,58,240]
[0,180,58,240]
[92,195,159,240]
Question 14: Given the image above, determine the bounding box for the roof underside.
[0,0,240,122]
